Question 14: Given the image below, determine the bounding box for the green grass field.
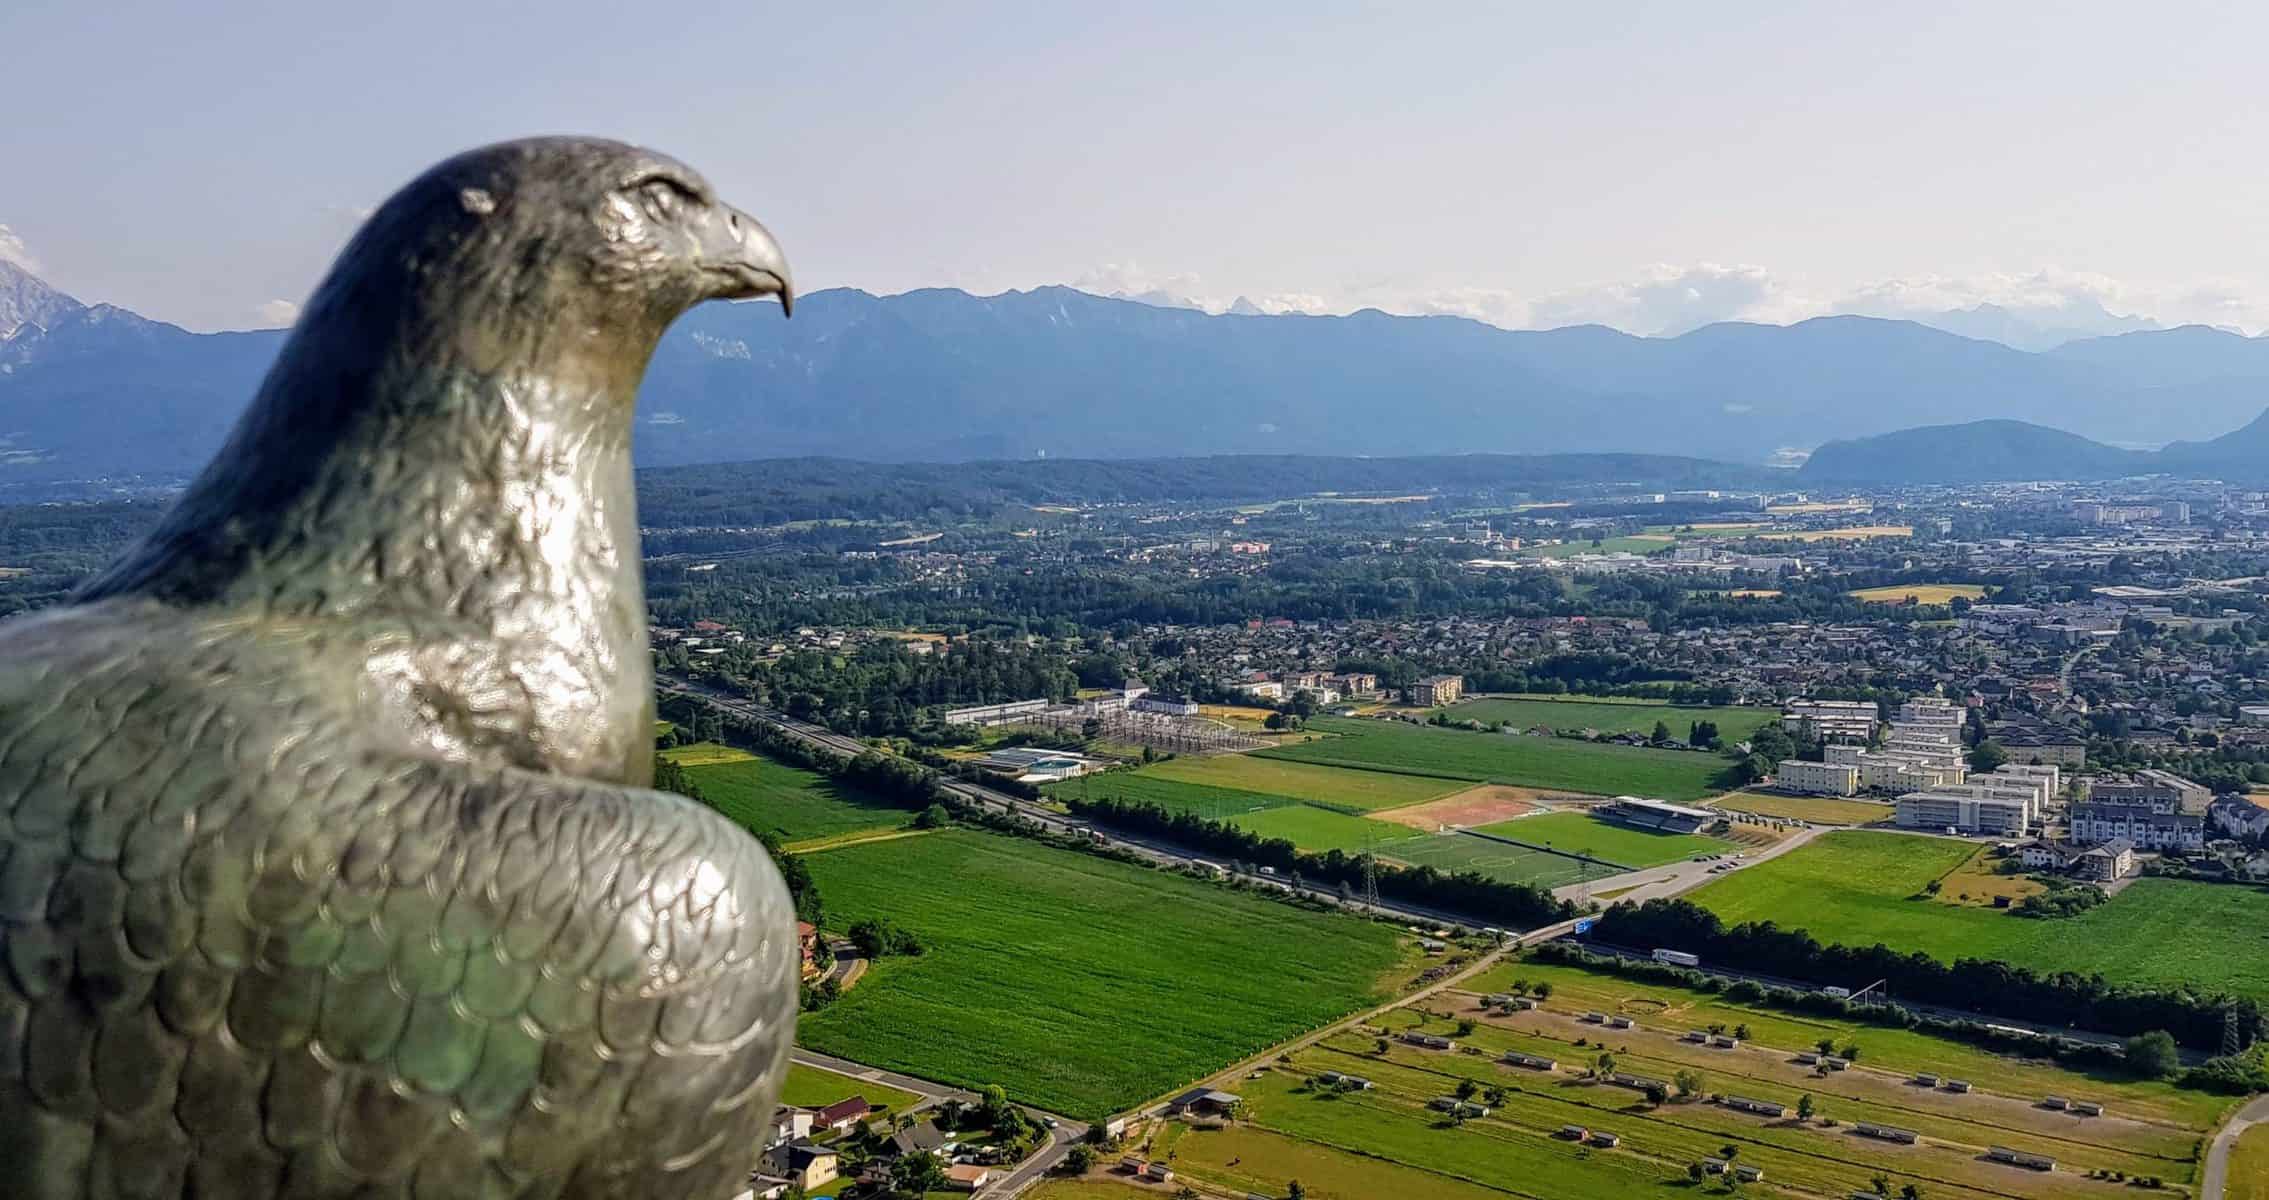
[1691,831,2269,1000]
[1381,832,1613,890]
[778,1063,921,1113]
[2231,1124,2269,1200]
[1465,957,2234,1131]
[673,746,914,847]
[1257,717,1735,802]
[1135,752,1462,811]
[794,828,1409,1118]
[1474,810,1727,867]
[1049,770,1413,852]
[1434,696,1775,743]
[1529,534,1677,558]
[1712,790,1896,825]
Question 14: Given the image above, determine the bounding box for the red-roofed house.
[798,922,820,979]
[814,1096,872,1133]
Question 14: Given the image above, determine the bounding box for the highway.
[658,675,1484,929]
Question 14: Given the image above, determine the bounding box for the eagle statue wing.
[0,607,797,1200]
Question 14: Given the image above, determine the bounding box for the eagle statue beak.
[705,203,794,315]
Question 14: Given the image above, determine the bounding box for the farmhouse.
[1166,1088,1244,1117]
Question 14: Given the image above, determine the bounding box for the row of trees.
[1064,796,1578,928]
[1589,900,2264,1051]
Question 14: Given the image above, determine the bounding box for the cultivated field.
[1050,770,1297,820]
[1434,695,1777,743]
[1713,790,1897,825]
[1760,524,1915,541]
[1529,534,1677,558]
[1259,717,1735,802]
[1136,750,1463,810]
[1475,810,1729,867]
[1228,802,1409,852]
[794,828,1410,1118]
[1141,972,2218,1200]
[1691,831,2269,1000]
[1382,833,1616,890]
[778,1062,921,1114]
[1849,583,1990,604]
[2230,1124,2269,1200]
[669,743,913,846]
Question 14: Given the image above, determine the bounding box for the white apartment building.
[1782,699,1878,742]
[1777,760,1860,796]
[1895,789,2029,835]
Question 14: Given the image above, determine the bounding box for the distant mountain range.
[1800,408,2269,483]
[3,259,2268,483]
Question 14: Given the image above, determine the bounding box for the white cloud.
[254,299,301,327]
[1063,260,2268,341]
[0,223,39,272]
[1524,263,1799,335]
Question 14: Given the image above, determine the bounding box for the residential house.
[879,1121,947,1160]
[813,1096,873,1134]
[760,1142,839,1192]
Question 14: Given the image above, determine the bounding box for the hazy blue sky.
[4,1,2266,335]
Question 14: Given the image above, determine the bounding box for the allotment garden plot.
[1136,953,2225,1200]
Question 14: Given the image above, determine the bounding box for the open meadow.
[1475,810,1729,867]
[665,743,913,847]
[1691,831,2269,1000]
[794,828,1411,1118]
[1258,716,1735,802]
[778,1063,921,1114]
[1137,750,1463,810]
[1382,832,1621,890]
[2231,1125,2269,1200]
[1849,583,1990,604]
[1433,695,1776,743]
[1712,790,1897,825]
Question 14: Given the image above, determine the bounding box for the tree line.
[1591,899,2263,1051]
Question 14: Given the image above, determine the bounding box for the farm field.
[2230,1124,2269,1200]
[1172,1005,2207,1200]
[778,1063,922,1114]
[1050,770,1296,820]
[1461,957,2235,1131]
[1712,790,1897,825]
[1381,832,1612,890]
[1024,1184,1155,1200]
[1529,534,1676,558]
[794,828,1410,1118]
[1760,524,1914,541]
[670,744,913,847]
[1849,583,1990,604]
[1259,717,1735,802]
[1137,750,1462,810]
[1433,695,1776,743]
[1474,810,1729,867]
[1691,831,2269,1000]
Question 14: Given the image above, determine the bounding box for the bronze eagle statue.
[0,137,800,1199]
